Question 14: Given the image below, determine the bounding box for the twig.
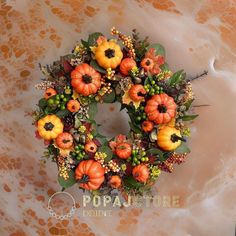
[193,104,211,107]
[188,70,208,81]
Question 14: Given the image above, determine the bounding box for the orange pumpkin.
[56,132,73,149]
[141,58,154,72]
[109,175,122,188]
[145,93,176,124]
[132,164,149,183]
[128,84,146,102]
[44,88,57,100]
[67,100,80,112]
[71,63,101,96]
[142,120,154,132]
[75,160,105,190]
[116,142,132,159]
[120,58,136,75]
[84,141,97,153]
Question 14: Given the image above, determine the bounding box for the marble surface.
[1,0,236,235]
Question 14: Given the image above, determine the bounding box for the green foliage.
[168,70,185,86]
[123,176,144,189]
[147,43,166,56]
[58,170,77,189]
[175,142,190,154]
[160,63,170,71]
[56,109,70,118]
[88,32,103,46]
[184,99,194,111]
[90,60,107,74]
[182,114,198,121]
[147,148,163,157]
[88,102,98,120]
[81,39,89,49]
[103,89,116,103]
[38,98,47,109]
[99,142,113,162]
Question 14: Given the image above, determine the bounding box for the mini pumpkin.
[128,84,146,102]
[95,40,123,69]
[75,160,105,190]
[44,88,57,100]
[56,132,73,149]
[109,175,122,188]
[116,142,132,159]
[132,164,149,183]
[37,115,63,140]
[71,63,101,96]
[84,141,97,153]
[157,126,184,151]
[67,100,80,112]
[120,58,136,75]
[145,93,176,124]
[141,58,154,72]
[142,120,154,132]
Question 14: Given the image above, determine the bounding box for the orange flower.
[109,134,127,152]
[141,48,165,75]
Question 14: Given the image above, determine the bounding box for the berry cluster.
[70,144,85,160]
[128,148,149,166]
[47,94,69,110]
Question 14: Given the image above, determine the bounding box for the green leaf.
[90,60,106,74]
[99,143,113,162]
[144,76,151,85]
[58,170,76,189]
[38,98,47,109]
[168,70,184,86]
[160,63,169,71]
[81,39,89,48]
[48,144,59,156]
[128,121,142,133]
[74,116,82,129]
[184,99,194,111]
[175,142,190,154]
[88,32,103,46]
[147,43,165,56]
[182,114,198,121]
[88,102,98,120]
[147,148,163,156]
[123,176,143,188]
[120,104,126,111]
[56,109,70,118]
[103,89,116,103]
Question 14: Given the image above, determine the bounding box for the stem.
[193,104,211,107]
[77,174,89,184]
[171,134,186,143]
[188,70,208,81]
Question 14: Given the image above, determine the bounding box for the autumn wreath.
[32,28,199,195]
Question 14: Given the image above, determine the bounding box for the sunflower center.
[82,74,92,84]
[105,48,115,58]
[44,122,54,131]
[157,104,167,113]
[145,59,151,66]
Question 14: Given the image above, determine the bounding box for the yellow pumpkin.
[95,40,123,69]
[157,126,183,151]
[37,115,63,140]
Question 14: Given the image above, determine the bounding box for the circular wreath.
[33,27,198,195]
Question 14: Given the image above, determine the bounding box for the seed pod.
[139,68,145,78]
[133,77,142,84]
[70,128,76,134]
[149,129,158,142]
[73,133,81,142]
[79,135,86,144]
